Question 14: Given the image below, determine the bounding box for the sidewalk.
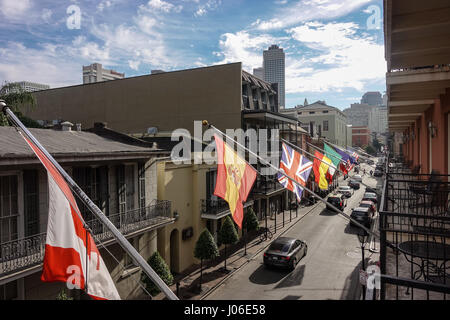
[153,202,321,300]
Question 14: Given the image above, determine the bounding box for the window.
[323,110,329,113]
[23,170,39,237]
[138,163,146,210]
[0,175,18,244]
[0,281,18,300]
[309,111,315,114]
[323,120,329,131]
[73,166,109,221]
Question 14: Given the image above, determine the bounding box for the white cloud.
[97,0,112,12]
[128,60,141,70]
[194,0,221,17]
[285,21,386,93]
[41,8,52,24]
[0,42,81,88]
[252,0,371,31]
[0,0,32,19]
[144,0,183,13]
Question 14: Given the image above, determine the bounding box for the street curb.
[199,202,322,300]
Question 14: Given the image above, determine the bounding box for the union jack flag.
[277,143,313,202]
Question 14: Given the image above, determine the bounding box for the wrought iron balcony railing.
[201,198,230,216]
[253,177,284,195]
[0,200,172,278]
[379,161,450,300]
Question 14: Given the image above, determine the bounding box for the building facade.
[0,81,50,94]
[343,103,372,127]
[351,126,371,147]
[0,124,173,300]
[361,91,383,106]
[253,67,264,80]
[368,106,388,134]
[82,63,125,84]
[24,62,303,277]
[281,101,349,147]
[263,45,285,109]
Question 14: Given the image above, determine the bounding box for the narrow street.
[206,163,380,300]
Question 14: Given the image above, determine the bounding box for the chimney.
[61,121,73,131]
[94,122,107,130]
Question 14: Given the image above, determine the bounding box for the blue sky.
[0,0,386,110]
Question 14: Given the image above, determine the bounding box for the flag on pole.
[313,150,331,190]
[20,134,120,300]
[277,142,313,202]
[333,145,355,170]
[347,147,359,162]
[214,134,257,229]
[323,143,341,180]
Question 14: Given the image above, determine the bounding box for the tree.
[0,82,42,128]
[218,215,239,271]
[365,145,376,156]
[141,251,174,296]
[242,207,259,255]
[194,229,219,290]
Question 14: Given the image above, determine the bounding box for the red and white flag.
[21,134,120,300]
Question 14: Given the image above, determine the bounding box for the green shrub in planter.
[141,251,173,296]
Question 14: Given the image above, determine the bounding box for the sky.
[0,0,386,110]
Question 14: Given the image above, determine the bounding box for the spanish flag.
[214,134,257,229]
[313,150,332,190]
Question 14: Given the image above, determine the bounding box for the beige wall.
[157,161,210,273]
[27,63,243,135]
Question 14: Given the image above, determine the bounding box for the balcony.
[200,198,254,219]
[379,160,450,299]
[0,200,173,280]
[253,176,284,196]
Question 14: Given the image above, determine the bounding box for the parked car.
[368,160,374,165]
[359,200,376,217]
[350,207,372,228]
[348,179,360,190]
[362,192,378,204]
[327,194,347,211]
[365,186,378,194]
[263,237,308,270]
[353,174,362,182]
[373,169,383,177]
[338,186,354,198]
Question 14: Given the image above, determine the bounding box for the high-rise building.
[0,81,50,94]
[263,45,285,109]
[343,103,372,127]
[361,91,383,106]
[253,67,264,80]
[82,63,125,84]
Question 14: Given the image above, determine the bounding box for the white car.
[353,174,362,182]
[338,186,354,198]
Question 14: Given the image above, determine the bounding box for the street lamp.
[357,228,369,300]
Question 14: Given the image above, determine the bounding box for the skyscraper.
[263,45,285,108]
[361,91,382,106]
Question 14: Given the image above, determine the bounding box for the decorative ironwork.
[201,198,230,216]
[0,201,172,278]
[379,154,450,300]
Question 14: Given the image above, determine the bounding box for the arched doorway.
[169,229,180,274]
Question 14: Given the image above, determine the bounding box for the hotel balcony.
[379,159,450,299]
[200,198,253,220]
[0,200,173,282]
[253,176,284,196]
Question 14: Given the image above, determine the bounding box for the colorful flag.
[214,134,257,229]
[334,145,355,170]
[313,150,331,190]
[21,134,120,300]
[347,147,359,162]
[277,143,313,202]
[323,143,341,179]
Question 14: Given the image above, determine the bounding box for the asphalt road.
[206,163,380,300]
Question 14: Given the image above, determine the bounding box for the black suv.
[350,207,372,228]
[326,194,346,212]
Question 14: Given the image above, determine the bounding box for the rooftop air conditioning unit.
[147,127,158,135]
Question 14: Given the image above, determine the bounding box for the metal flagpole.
[2,103,179,300]
[299,140,381,196]
[203,121,380,240]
